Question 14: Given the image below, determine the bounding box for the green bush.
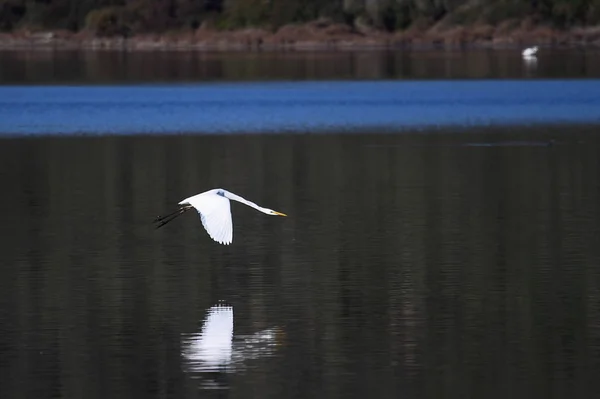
[85,6,136,37]
[481,1,531,25]
[549,0,589,27]
[381,3,415,31]
[0,0,26,31]
[586,0,600,23]
[2,0,600,34]
[223,0,271,29]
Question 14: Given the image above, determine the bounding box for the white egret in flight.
[522,46,538,57]
[154,188,287,245]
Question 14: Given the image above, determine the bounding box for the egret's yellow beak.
[273,211,287,217]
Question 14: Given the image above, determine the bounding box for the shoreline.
[1,20,600,51]
[2,122,600,140]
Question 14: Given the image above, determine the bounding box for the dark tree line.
[1,0,599,36]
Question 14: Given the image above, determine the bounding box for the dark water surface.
[1,48,600,84]
[1,126,600,398]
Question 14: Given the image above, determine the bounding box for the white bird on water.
[154,188,287,245]
[522,46,538,57]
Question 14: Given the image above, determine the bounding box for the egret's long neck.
[225,192,270,214]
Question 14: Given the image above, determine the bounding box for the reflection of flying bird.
[522,46,538,57]
[154,188,287,245]
[182,304,284,373]
[183,304,234,368]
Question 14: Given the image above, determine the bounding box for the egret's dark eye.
[217,191,225,197]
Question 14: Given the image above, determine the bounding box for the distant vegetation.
[1,0,599,36]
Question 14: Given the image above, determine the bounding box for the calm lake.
[1,49,600,399]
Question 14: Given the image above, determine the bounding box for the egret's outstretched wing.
[187,194,233,245]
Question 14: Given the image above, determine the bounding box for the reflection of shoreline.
[1,22,599,51]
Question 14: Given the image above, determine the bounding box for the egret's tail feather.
[154,205,192,229]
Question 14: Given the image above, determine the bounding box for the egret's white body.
[154,188,286,245]
[522,46,538,57]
